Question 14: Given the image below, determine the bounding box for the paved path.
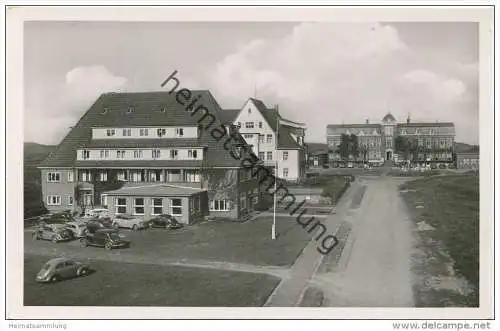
[317,177,415,307]
[265,179,361,306]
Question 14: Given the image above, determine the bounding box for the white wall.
[277,149,299,180]
[92,126,198,139]
[76,148,204,161]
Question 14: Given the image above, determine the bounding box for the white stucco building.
[219,98,307,181]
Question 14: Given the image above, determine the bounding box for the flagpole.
[272,109,279,240]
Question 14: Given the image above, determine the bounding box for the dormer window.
[170,149,179,159]
[82,150,90,160]
[127,106,134,114]
[152,149,161,159]
[101,107,109,115]
[161,106,167,113]
[133,150,143,159]
[157,128,166,137]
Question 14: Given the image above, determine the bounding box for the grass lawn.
[25,216,311,267]
[24,254,280,306]
[400,173,479,306]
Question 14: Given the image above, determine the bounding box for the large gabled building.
[38,90,260,223]
[220,98,307,181]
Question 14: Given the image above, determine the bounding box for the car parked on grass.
[64,221,88,238]
[80,229,130,250]
[112,214,149,231]
[32,224,74,243]
[85,217,114,233]
[35,257,91,283]
[148,214,184,230]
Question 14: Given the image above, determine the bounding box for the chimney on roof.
[365,119,369,124]
[407,114,411,124]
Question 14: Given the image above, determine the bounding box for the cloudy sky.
[24,21,479,145]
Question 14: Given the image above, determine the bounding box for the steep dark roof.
[218,109,240,124]
[277,126,302,150]
[39,90,255,168]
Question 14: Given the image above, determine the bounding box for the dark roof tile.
[39,90,255,168]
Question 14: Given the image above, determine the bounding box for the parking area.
[24,215,312,306]
[25,215,312,267]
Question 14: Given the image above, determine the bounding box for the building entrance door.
[386,151,392,160]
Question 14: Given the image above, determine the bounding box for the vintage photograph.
[11,6,492,321]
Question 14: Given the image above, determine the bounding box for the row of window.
[81,149,199,160]
[47,195,258,214]
[47,170,201,183]
[105,128,185,138]
[115,197,182,216]
[257,151,289,161]
[47,195,73,206]
[237,121,263,129]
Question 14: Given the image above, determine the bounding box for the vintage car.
[35,257,91,283]
[80,229,129,250]
[112,214,149,231]
[148,214,184,230]
[32,224,74,243]
[85,217,114,233]
[64,221,88,238]
[84,208,111,219]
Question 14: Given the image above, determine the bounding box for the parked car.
[86,217,114,233]
[64,221,88,238]
[35,257,91,283]
[347,162,354,168]
[80,229,130,250]
[112,214,149,230]
[32,224,74,243]
[148,214,184,230]
[84,208,111,219]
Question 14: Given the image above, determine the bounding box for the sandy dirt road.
[319,177,415,307]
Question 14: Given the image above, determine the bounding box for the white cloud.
[205,22,478,144]
[25,66,127,144]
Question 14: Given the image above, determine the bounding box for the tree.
[408,138,419,164]
[349,134,359,161]
[359,144,368,164]
[336,133,350,161]
[395,135,411,162]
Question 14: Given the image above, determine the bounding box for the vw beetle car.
[148,214,184,230]
[36,257,91,283]
[32,224,74,243]
[112,214,149,231]
[80,229,130,250]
